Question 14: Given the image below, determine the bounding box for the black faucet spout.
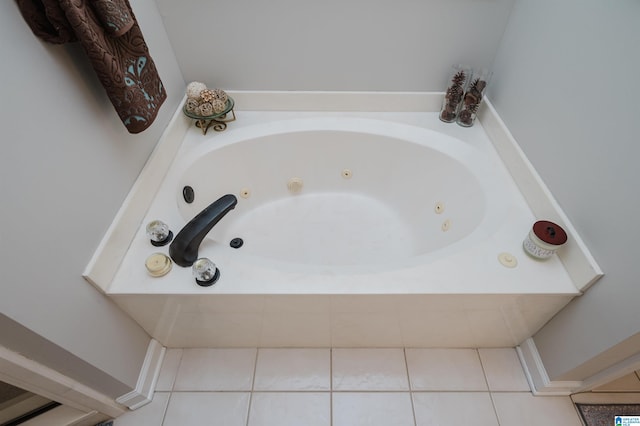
[169,194,238,267]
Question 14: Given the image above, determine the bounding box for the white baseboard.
[115,339,165,410]
[571,392,640,404]
[575,349,640,393]
[517,338,583,395]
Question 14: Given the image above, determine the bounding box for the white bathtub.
[177,117,504,273]
[106,108,581,348]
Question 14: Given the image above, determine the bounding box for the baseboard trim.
[517,337,583,395]
[575,349,640,393]
[115,339,165,410]
[571,392,640,404]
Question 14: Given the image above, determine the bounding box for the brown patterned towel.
[16,0,167,134]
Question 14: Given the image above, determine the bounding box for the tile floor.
[114,348,584,426]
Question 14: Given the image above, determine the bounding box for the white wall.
[0,0,184,398]
[155,0,514,91]
[489,0,640,380]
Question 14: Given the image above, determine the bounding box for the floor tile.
[492,392,582,426]
[406,348,487,391]
[478,348,530,391]
[332,348,409,390]
[412,392,499,426]
[155,349,182,391]
[112,392,170,426]
[163,392,250,426]
[173,348,257,391]
[254,348,330,391]
[248,392,330,426]
[332,392,415,426]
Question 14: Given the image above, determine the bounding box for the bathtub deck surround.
[84,91,602,349]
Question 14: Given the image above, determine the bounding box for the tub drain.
[183,186,195,204]
[230,238,244,249]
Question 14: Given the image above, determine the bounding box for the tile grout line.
[330,347,333,426]
[160,392,172,426]
[161,349,184,426]
[245,348,259,426]
[170,349,184,393]
[403,348,418,426]
[476,349,502,426]
[165,388,513,393]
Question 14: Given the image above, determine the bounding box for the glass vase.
[457,70,492,127]
[439,65,472,123]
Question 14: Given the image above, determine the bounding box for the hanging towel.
[16,0,167,134]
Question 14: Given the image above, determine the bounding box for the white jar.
[523,220,567,260]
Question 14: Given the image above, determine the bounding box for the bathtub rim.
[83,91,603,295]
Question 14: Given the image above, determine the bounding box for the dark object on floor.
[576,404,640,426]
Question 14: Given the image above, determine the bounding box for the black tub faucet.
[169,194,238,267]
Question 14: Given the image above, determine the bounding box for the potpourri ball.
[212,98,226,113]
[200,88,215,103]
[211,88,228,103]
[186,81,207,100]
[198,102,214,116]
[185,97,200,113]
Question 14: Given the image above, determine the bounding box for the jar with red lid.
[523,220,568,259]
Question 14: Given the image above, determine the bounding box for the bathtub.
[105,107,583,348]
[177,117,504,274]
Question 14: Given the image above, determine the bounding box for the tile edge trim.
[115,339,166,410]
[517,338,583,396]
